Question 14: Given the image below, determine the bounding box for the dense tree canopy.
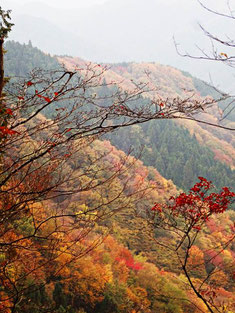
[107,120,235,193]
[0,6,234,313]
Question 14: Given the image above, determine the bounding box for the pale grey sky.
[2,0,234,91]
[2,0,108,9]
[28,0,108,8]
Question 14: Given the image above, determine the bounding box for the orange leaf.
[220,52,228,58]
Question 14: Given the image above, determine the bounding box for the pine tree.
[0,7,13,102]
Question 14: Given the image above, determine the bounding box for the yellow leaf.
[220,52,228,58]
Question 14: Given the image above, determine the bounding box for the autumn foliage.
[150,177,235,312]
[152,177,234,226]
[0,7,235,312]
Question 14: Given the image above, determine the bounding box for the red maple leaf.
[5,108,13,115]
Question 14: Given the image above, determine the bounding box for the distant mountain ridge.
[8,14,105,60]
[2,38,235,313]
[4,40,235,192]
[59,55,235,165]
[57,55,235,192]
[6,0,235,92]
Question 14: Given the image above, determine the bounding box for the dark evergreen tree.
[107,120,235,193]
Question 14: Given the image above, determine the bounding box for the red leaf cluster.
[115,248,143,271]
[0,126,19,136]
[35,90,51,103]
[116,256,143,271]
[5,108,13,116]
[151,177,235,228]
[26,81,33,86]
[151,203,162,212]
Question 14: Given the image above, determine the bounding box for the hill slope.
[2,39,235,313]
[4,41,235,192]
[57,55,235,191]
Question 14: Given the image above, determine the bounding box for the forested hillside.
[107,120,235,192]
[108,61,235,158]
[57,54,235,192]
[5,40,59,76]
[5,40,234,192]
[1,39,234,313]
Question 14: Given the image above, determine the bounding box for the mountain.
[5,0,235,92]
[2,39,235,313]
[5,40,59,76]
[8,14,105,60]
[4,41,235,193]
[108,61,235,158]
[58,55,235,164]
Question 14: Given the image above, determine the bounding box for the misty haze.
[0,1,234,313]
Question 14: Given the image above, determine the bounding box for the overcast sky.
[2,0,109,9]
[2,0,235,91]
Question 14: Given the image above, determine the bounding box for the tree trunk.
[0,38,4,105]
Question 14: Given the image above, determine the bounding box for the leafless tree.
[174,0,235,123]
